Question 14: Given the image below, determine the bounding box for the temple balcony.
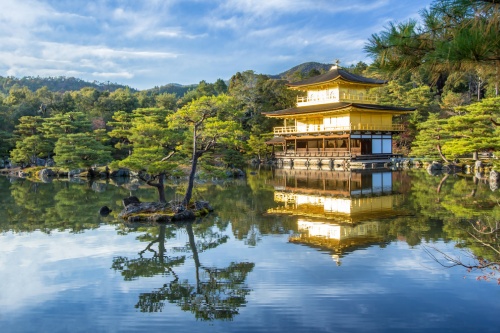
[273,123,404,135]
[296,93,380,106]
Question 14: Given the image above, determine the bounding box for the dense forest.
[1,0,499,178]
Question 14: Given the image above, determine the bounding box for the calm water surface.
[0,168,499,333]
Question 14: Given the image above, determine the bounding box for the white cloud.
[0,36,178,85]
[0,0,51,28]
[92,71,135,79]
[218,0,390,18]
[0,227,143,314]
[0,0,435,89]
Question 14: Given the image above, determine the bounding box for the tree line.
[0,71,298,203]
[1,0,499,185]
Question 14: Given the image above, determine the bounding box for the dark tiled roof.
[288,67,386,87]
[263,102,415,117]
[265,137,286,145]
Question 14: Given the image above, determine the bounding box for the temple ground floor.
[268,133,402,169]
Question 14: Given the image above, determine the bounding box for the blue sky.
[0,0,433,90]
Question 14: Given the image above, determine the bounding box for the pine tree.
[410,113,451,161]
[168,95,243,205]
[442,97,500,159]
[117,108,181,202]
[54,133,112,175]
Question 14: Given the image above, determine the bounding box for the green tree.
[13,115,44,137]
[40,111,92,158]
[109,87,139,113]
[34,86,55,116]
[155,92,178,111]
[346,61,369,75]
[10,116,51,165]
[410,113,451,161]
[41,111,91,136]
[176,80,227,108]
[50,91,76,114]
[213,78,228,95]
[442,97,500,159]
[0,130,13,161]
[246,134,270,161]
[71,87,101,115]
[117,108,180,203]
[169,95,243,205]
[365,0,500,94]
[368,79,439,153]
[107,110,134,158]
[10,135,52,166]
[54,132,112,175]
[307,68,321,78]
[228,71,296,135]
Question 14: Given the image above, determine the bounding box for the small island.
[118,196,214,223]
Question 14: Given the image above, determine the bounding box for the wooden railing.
[273,123,404,134]
[296,94,379,106]
[275,150,351,158]
[274,150,401,160]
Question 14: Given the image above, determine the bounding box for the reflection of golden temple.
[289,219,385,265]
[266,168,408,262]
[267,168,405,223]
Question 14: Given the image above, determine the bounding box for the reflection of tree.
[113,221,254,320]
[407,170,500,282]
[137,262,254,320]
[1,178,130,233]
[112,224,185,281]
[203,171,298,245]
[6,179,58,232]
[424,224,500,284]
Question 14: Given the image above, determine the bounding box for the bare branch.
[160,151,175,162]
[436,174,449,194]
[465,228,500,256]
[423,245,500,270]
[468,220,500,235]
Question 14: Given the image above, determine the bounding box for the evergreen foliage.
[365,0,500,95]
[0,76,133,95]
[53,132,112,172]
[169,95,243,204]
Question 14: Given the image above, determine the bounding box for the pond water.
[0,168,499,333]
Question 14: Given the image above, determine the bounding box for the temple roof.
[263,102,415,117]
[265,136,286,145]
[287,66,386,88]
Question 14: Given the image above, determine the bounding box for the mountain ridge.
[0,61,343,96]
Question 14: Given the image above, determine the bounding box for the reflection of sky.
[0,226,142,313]
[1,224,499,333]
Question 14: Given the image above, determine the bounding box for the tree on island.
[168,95,243,206]
[112,107,181,203]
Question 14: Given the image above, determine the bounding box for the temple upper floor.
[288,65,386,107]
[296,85,380,106]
